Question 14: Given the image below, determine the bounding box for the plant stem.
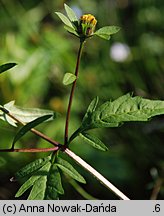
[0,147,59,153]
[0,107,60,148]
[64,148,130,200]
[64,41,84,146]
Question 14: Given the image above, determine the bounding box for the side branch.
[0,147,59,153]
[64,148,130,200]
[0,107,60,147]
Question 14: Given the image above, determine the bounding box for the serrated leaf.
[55,12,73,28]
[0,101,58,127]
[15,162,51,198]
[69,97,99,142]
[15,156,51,179]
[92,93,164,128]
[45,186,59,200]
[79,133,108,151]
[16,160,64,200]
[64,3,78,23]
[12,115,52,146]
[0,63,17,74]
[15,174,40,197]
[94,26,120,40]
[28,162,51,200]
[56,157,86,183]
[82,96,99,125]
[63,73,76,85]
[47,164,64,195]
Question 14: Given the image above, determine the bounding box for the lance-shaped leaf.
[15,162,51,198]
[45,164,64,195]
[15,174,41,198]
[0,101,58,127]
[63,72,76,85]
[0,63,17,74]
[92,93,164,128]
[27,162,52,200]
[12,115,52,146]
[28,163,64,200]
[82,96,99,125]
[55,12,73,28]
[79,133,108,151]
[15,155,51,179]
[64,25,79,36]
[94,26,120,40]
[16,161,64,200]
[69,97,99,142]
[64,3,78,23]
[56,157,86,183]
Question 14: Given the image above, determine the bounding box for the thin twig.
[64,41,84,146]
[0,147,59,153]
[0,107,60,147]
[64,148,130,200]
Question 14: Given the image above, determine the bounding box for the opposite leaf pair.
[15,155,86,199]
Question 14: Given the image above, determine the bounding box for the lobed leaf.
[15,156,51,179]
[63,72,76,85]
[72,93,164,136]
[94,26,120,40]
[92,93,164,128]
[27,162,51,200]
[82,96,99,125]
[69,97,99,143]
[0,101,58,127]
[56,157,86,183]
[79,133,108,151]
[12,115,52,146]
[0,63,17,74]
[15,159,64,200]
[46,164,64,195]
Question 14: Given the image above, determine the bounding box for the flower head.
[79,14,97,36]
[55,4,120,41]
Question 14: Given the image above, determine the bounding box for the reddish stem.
[64,41,84,146]
[0,147,59,153]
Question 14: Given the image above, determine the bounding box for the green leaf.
[15,160,64,200]
[15,175,40,197]
[63,72,76,85]
[64,4,78,23]
[55,12,73,28]
[94,26,120,40]
[12,115,52,146]
[27,162,51,200]
[0,101,58,127]
[15,162,51,198]
[79,133,108,151]
[46,164,64,195]
[92,93,164,128]
[15,156,51,179]
[56,157,86,183]
[64,25,79,36]
[82,96,99,125]
[69,97,99,142]
[0,63,17,74]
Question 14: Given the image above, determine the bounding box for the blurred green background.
[0,0,164,200]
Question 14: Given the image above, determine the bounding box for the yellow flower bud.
[79,14,97,36]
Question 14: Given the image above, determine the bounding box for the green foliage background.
[0,0,163,199]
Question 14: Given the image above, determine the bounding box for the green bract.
[55,4,120,40]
